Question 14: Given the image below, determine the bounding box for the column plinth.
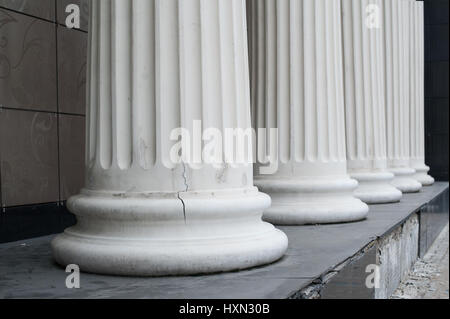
[248,0,368,225]
[350,171,402,204]
[411,164,434,186]
[342,0,402,204]
[384,0,422,193]
[410,1,434,186]
[52,0,288,276]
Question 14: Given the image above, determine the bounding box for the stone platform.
[0,183,448,299]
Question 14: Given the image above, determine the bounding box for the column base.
[390,168,423,193]
[255,177,369,225]
[51,188,288,276]
[351,172,403,204]
[412,165,435,186]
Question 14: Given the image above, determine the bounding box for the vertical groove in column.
[157,0,181,168]
[397,0,404,158]
[374,0,387,162]
[217,0,227,159]
[132,0,157,170]
[303,0,317,161]
[335,0,347,161]
[290,0,305,162]
[401,0,410,160]
[258,0,266,143]
[111,0,132,170]
[393,0,400,160]
[410,0,420,160]
[384,0,394,160]
[232,0,240,131]
[178,0,203,166]
[342,0,356,161]
[354,0,365,161]
[255,6,266,159]
[314,0,327,162]
[265,0,277,132]
[326,0,340,161]
[232,0,252,130]
[200,0,222,139]
[248,0,281,159]
[324,0,333,161]
[277,0,290,163]
[219,0,237,138]
[387,0,409,162]
[249,0,268,157]
[368,0,382,163]
[97,0,113,169]
[241,0,253,133]
[361,0,371,161]
[86,0,97,167]
[247,0,255,131]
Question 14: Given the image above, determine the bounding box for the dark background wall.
[0,0,89,243]
[424,0,449,181]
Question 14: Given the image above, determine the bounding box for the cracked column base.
[51,188,288,276]
[255,177,369,225]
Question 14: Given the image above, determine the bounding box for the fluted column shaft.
[52,0,287,276]
[410,1,434,186]
[248,0,368,225]
[342,0,402,204]
[384,0,422,193]
[86,0,253,192]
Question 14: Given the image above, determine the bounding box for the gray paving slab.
[0,183,448,299]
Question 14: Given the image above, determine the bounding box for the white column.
[410,1,434,186]
[52,0,288,276]
[248,0,368,225]
[342,0,402,204]
[384,0,422,193]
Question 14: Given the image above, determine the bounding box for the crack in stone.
[177,162,189,224]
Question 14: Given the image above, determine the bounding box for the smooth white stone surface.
[342,0,402,204]
[384,0,422,194]
[248,0,368,225]
[412,165,435,186]
[351,172,403,204]
[257,177,369,225]
[390,168,423,193]
[52,0,288,276]
[410,2,434,186]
